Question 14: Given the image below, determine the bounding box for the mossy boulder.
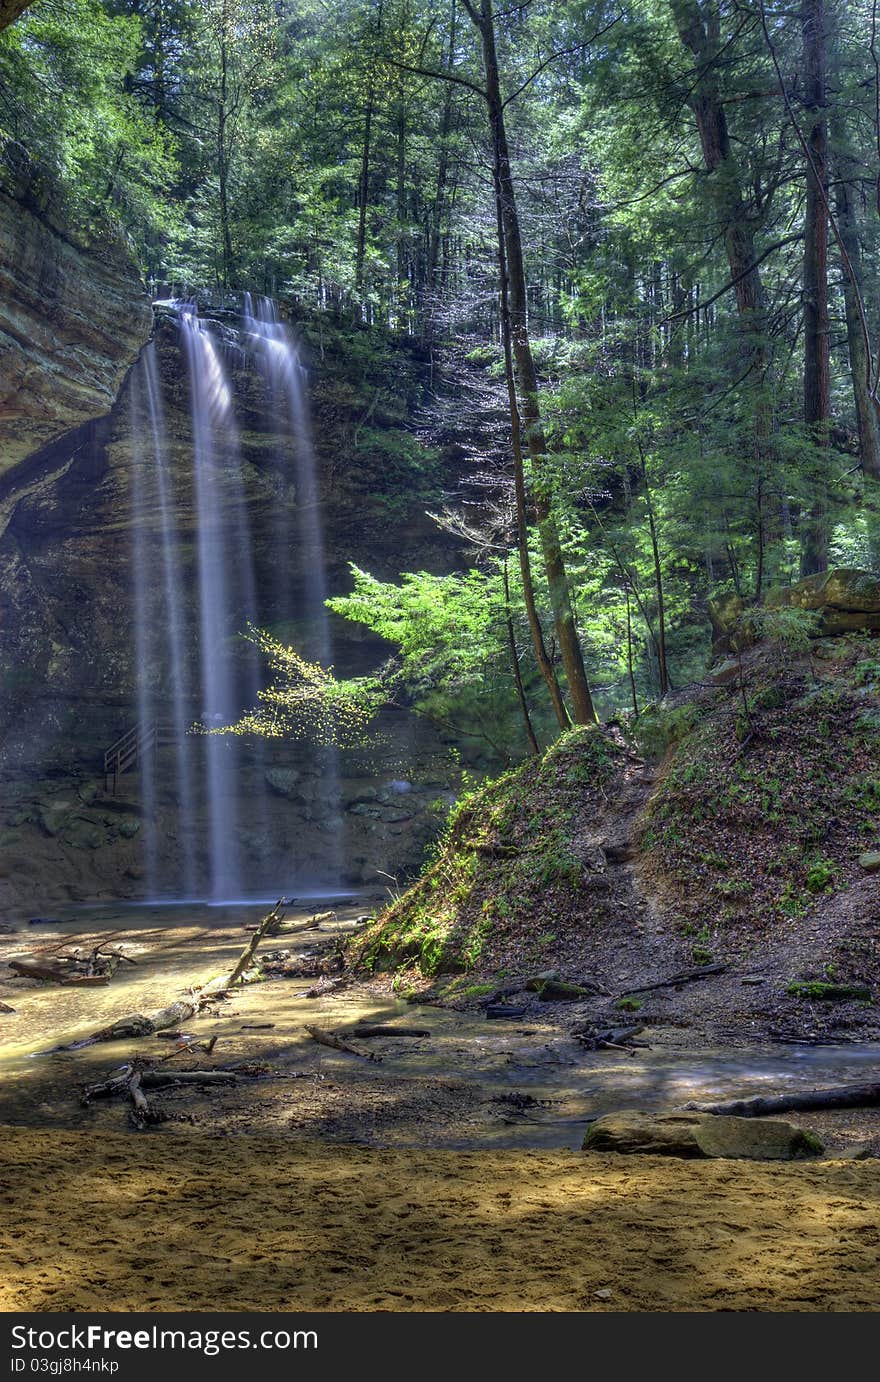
[766,569,880,636]
[859,851,880,874]
[582,1108,823,1159]
[708,593,746,654]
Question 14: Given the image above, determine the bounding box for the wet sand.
[1,1127,879,1312]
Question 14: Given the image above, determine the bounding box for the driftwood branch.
[304,1024,381,1061]
[82,1063,240,1129]
[225,898,287,987]
[348,1024,430,1038]
[684,1081,880,1118]
[49,899,291,1053]
[620,963,727,996]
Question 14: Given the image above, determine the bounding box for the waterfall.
[129,365,158,897]
[130,346,199,898]
[130,296,342,900]
[243,293,342,880]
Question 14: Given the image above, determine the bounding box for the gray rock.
[693,1115,823,1160]
[264,768,302,799]
[583,1108,823,1160]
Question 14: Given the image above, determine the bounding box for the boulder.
[708,593,746,654]
[765,568,880,636]
[582,1108,823,1159]
[766,568,880,614]
[859,851,880,874]
[264,768,302,799]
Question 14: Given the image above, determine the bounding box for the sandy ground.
[1,1127,879,1313]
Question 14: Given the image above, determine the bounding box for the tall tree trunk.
[800,0,831,575]
[503,556,540,756]
[671,0,774,576]
[217,30,234,292]
[470,0,596,725]
[396,83,408,328]
[494,168,570,730]
[425,1,458,336]
[625,583,639,718]
[0,0,31,32]
[831,120,880,479]
[637,442,669,696]
[355,89,375,307]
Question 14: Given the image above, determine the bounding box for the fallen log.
[94,998,200,1042]
[684,1080,880,1118]
[8,959,111,986]
[620,963,726,996]
[348,1024,430,1038]
[82,1064,240,1128]
[303,976,345,998]
[225,899,287,988]
[304,1024,381,1061]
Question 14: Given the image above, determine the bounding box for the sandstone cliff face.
[0,147,152,487]
[0,310,469,905]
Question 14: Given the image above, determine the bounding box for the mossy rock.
[786,981,871,1002]
[582,1109,823,1160]
[766,568,880,615]
[528,978,593,1002]
[859,851,880,874]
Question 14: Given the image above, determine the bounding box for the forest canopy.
[2,0,879,755]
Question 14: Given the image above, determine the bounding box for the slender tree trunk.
[425,2,458,337]
[503,557,540,756]
[637,442,669,696]
[625,583,639,718]
[396,83,407,328]
[472,0,596,725]
[494,169,570,730]
[217,29,234,292]
[800,0,831,575]
[0,0,31,33]
[831,122,880,478]
[672,0,774,572]
[355,89,375,307]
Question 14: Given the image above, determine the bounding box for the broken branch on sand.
[304,1024,382,1060]
[619,963,727,996]
[48,899,290,1053]
[347,1024,430,1038]
[81,1062,241,1129]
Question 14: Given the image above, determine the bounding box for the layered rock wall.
[0,145,151,489]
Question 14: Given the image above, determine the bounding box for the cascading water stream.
[243,293,343,879]
[132,295,342,900]
[180,306,247,900]
[130,347,199,898]
[129,366,158,897]
[144,344,198,896]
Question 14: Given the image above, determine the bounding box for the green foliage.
[206,624,384,747]
[0,0,177,243]
[349,726,624,977]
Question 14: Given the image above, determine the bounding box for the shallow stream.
[1,899,878,1149]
